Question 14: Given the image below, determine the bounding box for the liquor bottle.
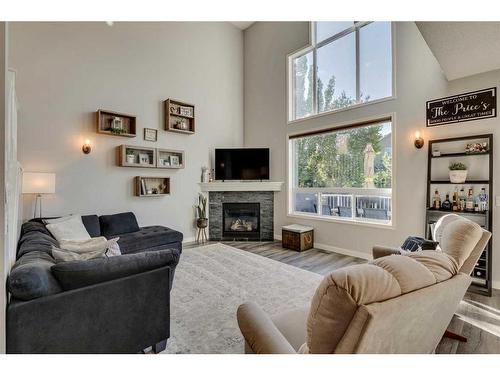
[442,194,452,211]
[459,187,466,211]
[452,188,458,211]
[466,187,474,211]
[478,187,488,212]
[432,189,441,209]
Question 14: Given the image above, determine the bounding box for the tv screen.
[215,148,270,181]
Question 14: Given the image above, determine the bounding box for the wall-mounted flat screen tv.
[215,148,270,181]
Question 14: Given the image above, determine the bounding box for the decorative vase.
[449,170,467,183]
[197,218,208,228]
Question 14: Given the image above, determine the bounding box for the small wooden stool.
[282,224,314,252]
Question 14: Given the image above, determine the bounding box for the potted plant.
[449,162,468,183]
[126,149,136,164]
[195,193,208,228]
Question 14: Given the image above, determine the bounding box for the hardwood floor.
[185,240,500,354]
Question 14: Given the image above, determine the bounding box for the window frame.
[287,22,396,123]
[287,115,396,229]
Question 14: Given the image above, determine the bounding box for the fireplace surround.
[208,191,274,241]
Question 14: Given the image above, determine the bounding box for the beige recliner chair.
[237,214,491,354]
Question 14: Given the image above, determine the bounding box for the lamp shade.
[22,172,56,194]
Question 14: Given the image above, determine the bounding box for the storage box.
[282,224,314,252]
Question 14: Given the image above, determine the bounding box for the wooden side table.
[282,224,314,252]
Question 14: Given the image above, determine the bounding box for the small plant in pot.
[195,193,208,228]
[449,162,468,183]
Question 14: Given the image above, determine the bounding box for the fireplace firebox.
[222,202,260,240]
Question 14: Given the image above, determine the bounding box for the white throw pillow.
[45,215,91,242]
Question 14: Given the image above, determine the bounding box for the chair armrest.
[372,245,401,259]
[237,302,296,354]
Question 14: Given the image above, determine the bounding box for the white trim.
[492,281,500,290]
[274,234,372,260]
[199,181,284,192]
[287,212,394,230]
[182,237,196,244]
[288,96,395,125]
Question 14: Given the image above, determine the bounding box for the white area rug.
[164,243,323,354]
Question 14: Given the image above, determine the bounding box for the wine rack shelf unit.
[426,134,493,296]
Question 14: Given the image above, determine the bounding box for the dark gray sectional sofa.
[6,212,183,354]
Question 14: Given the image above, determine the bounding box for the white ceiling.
[229,22,255,30]
[416,22,500,81]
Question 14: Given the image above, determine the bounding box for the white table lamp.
[22,172,56,218]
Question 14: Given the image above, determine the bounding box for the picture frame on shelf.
[144,128,158,142]
[139,153,150,165]
[169,155,180,167]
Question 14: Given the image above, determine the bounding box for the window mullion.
[312,48,318,115]
[355,28,360,103]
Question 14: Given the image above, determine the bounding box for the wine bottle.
[452,188,458,211]
[432,189,441,209]
[442,194,452,211]
[466,187,474,211]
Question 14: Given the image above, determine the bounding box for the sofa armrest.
[237,302,296,354]
[51,249,180,291]
[372,245,401,259]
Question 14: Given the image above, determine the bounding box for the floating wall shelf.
[97,109,137,137]
[164,99,195,134]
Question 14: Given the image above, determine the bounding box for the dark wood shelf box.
[426,133,493,297]
[117,145,156,168]
[157,148,185,169]
[164,99,195,134]
[97,109,137,137]
[282,224,314,252]
[135,176,170,197]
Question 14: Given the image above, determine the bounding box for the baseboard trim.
[274,235,371,260]
[182,237,196,244]
[492,281,500,290]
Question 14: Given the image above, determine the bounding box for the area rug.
[164,243,323,354]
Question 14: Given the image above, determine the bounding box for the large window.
[290,22,393,121]
[289,120,392,225]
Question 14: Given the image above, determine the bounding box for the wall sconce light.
[414,131,424,149]
[82,139,92,154]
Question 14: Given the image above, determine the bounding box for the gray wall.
[10,22,244,242]
[244,22,500,287]
[0,21,7,354]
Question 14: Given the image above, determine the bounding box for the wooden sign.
[426,87,496,127]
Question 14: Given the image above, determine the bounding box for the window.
[289,120,392,225]
[289,22,393,121]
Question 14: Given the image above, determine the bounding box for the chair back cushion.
[305,250,460,354]
[432,214,483,268]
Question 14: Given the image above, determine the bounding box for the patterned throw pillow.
[401,236,439,252]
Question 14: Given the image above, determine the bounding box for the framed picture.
[144,128,158,142]
[139,153,150,165]
[169,155,180,167]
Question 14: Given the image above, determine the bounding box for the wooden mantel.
[198,181,284,192]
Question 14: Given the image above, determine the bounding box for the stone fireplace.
[208,191,274,241]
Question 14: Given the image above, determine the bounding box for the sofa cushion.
[51,249,181,290]
[17,228,59,258]
[8,251,62,300]
[99,212,140,237]
[117,226,183,254]
[82,215,101,237]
